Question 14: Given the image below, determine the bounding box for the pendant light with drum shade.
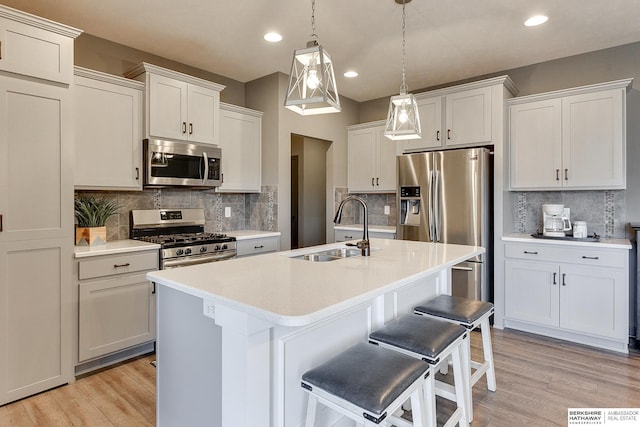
[284,0,341,115]
[384,0,421,140]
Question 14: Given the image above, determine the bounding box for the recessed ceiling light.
[524,15,548,27]
[264,32,283,42]
[344,71,358,78]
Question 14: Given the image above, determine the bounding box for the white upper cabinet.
[0,5,81,84]
[397,76,515,154]
[348,121,396,193]
[445,86,492,146]
[509,79,631,190]
[218,103,263,192]
[509,99,562,189]
[125,63,225,145]
[74,67,144,190]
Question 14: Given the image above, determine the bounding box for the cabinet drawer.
[236,237,279,257]
[505,243,626,268]
[335,230,359,242]
[78,251,158,280]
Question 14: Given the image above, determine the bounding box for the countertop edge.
[334,224,396,233]
[225,230,281,240]
[74,240,161,258]
[502,233,631,249]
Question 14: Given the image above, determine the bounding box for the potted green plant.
[74,195,120,245]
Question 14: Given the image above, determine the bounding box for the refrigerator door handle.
[434,170,441,242]
[427,170,435,240]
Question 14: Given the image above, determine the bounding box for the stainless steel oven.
[144,139,221,188]
[131,209,236,269]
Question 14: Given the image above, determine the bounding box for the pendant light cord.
[310,0,318,40]
[400,0,408,94]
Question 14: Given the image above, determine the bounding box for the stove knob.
[214,245,221,251]
[222,244,228,250]
[200,246,207,253]
[185,248,192,255]
[176,249,184,256]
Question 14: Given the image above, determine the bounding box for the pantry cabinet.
[218,103,262,192]
[125,62,225,145]
[397,76,516,154]
[74,67,144,190]
[0,5,80,406]
[0,5,78,84]
[504,239,630,352]
[509,79,631,190]
[348,121,396,192]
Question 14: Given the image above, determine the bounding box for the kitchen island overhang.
[148,238,484,427]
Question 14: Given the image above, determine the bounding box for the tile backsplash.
[334,187,397,226]
[77,186,278,241]
[513,190,625,238]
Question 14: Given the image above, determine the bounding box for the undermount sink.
[291,247,361,262]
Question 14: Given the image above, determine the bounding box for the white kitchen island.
[147,238,484,427]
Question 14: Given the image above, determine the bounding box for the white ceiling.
[4,0,640,102]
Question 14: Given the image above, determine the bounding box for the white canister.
[573,221,587,238]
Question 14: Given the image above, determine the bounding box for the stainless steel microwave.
[144,139,221,188]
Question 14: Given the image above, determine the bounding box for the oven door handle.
[202,152,209,184]
[163,252,236,269]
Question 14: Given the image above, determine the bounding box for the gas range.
[130,209,236,269]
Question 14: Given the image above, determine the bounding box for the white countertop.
[225,230,281,240]
[503,233,631,249]
[74,239,160,258]
[334,224,396,234]
[147,239,483,327]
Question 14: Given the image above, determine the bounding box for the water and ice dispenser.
[399,186,421,226]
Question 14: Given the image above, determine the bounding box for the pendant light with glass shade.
[384,0,421,140]
[284,0,341,115]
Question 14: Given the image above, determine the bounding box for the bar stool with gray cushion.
[415,295,496,422]
[369,314,470,427]
[301,342,435,427]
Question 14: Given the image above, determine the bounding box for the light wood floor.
[1,328,639,426]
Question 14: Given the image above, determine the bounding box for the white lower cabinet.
[504,241,629,352]
[236,236,280,257]
[76,249,158,365]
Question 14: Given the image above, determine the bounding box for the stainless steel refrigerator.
[397,148,492,302]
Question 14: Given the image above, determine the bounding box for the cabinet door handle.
[0,213,3,232]
[376,177,379,186]
[371,177,375,186]
[345,235,353,239]
[447,129,451,140]
[152,282,156,294]
[189,123,193,135]
[135,167,140,180]
[523,250,538,255]
[564,168,568,181]
[436,130,440,141]
[254,245,264,249]
[221,173,224,184]
[0,41,2,59]
[562,273,566,286]
[114,263,131,268]
[556,169,560,181]
[582,255,600,260]
[553,272,557,285]
[182,122,187,134]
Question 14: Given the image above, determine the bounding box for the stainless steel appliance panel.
[397,148,492,302]
[435,148,491,261]
[451,261,482,300]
